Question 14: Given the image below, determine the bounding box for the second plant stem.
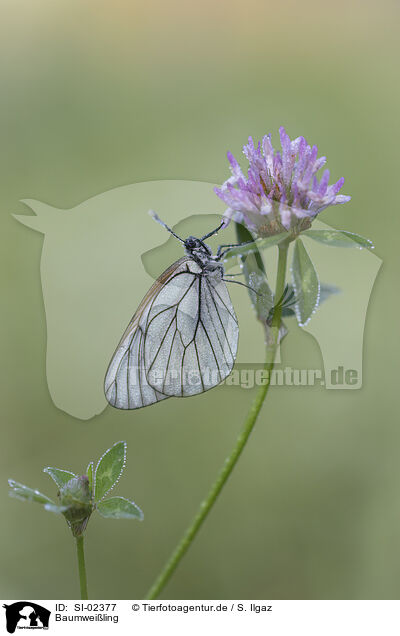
[76,535,89,599]
[146,241,289,599]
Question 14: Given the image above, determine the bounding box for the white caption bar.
[2,600,400,635]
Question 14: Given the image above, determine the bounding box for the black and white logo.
[3,602,50,633]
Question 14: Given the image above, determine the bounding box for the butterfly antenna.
[149,210,184,243]
[200,221,225,241]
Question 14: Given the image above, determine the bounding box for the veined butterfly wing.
[104,258,188,409]
[104,256,239,409]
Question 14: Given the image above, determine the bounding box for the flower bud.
[58,475,93,537]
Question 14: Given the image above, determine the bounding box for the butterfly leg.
[215,240,254,260]
[224,272,244,277]
[222,278,262,296]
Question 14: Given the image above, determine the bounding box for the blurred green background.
[1,0,399,599]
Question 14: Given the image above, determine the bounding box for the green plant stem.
[76,535,88,599]
[146,242,289,600]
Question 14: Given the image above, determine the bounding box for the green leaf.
[223,232,289,261]
[249,272,275,321]
[234,223,289,344]
[284,281,339,308]
[235,222,266,273]
[44,503,68,514]
[94,441,127,501]
[303,229,374,250]
[234,223,274,319]
[291,238,320,326]
[86,462,94,493]
[8,479,54,505]
[281,307,295,317]
[97,496,143,520]
[43,467,76,488]
[320,283,340,304]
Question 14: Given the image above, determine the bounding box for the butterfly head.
[184,236,201,250]
[184,236,212,257]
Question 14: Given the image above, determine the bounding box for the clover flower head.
[215,127,351,237]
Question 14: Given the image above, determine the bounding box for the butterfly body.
[104,215,249,410]
[183,235,223,274]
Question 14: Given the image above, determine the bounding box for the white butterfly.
[104,212,253,410]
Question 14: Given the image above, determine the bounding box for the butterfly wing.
[105,257,239,409]
[145,265,239,397]
[105,257,192,409]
